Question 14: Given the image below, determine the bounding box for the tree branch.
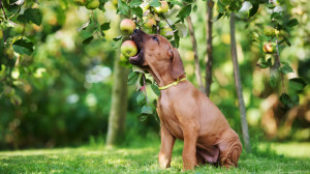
[205,0,214,97]
[230,13,251,153]
[186,16,204,92]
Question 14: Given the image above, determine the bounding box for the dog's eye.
[152,36,159,43]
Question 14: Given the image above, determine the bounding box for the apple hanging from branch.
[121,40,138,57]
[263,42,274,53]
[154,1,169,14]
[120,19,136,35]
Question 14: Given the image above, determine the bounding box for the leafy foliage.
[0,0,309,149]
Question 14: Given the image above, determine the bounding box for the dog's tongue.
[129,54,139,61]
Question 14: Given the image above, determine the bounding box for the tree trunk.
[205,0,214,97]
[106,55,129,146]
[230,13,251,152]
[186,16,204,92]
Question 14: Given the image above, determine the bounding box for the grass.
[0,140,310,174]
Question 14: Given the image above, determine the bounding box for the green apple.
[144,17,156,28]
[264,26,275,37]
[120,18,136,34]
[121,40,138,57]
[140,2,150,13]
[158,21,166,28]
[120,54,127,61]
[154,1,169,14]
[263,42,274,53]
[160,26,173,39]
[86,0,100,9]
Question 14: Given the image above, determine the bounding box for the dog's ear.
[170,48,185,80]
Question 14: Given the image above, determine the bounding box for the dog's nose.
[133,29,140,34]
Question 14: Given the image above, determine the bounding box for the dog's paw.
[158,153,171,169]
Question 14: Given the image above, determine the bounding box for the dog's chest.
[158,96,183,139]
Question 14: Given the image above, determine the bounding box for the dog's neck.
[147,65,185,87]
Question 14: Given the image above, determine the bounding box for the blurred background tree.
[0,0,309,150]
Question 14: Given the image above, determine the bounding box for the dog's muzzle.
[129,29,145,66]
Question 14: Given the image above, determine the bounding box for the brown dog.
[129,29,242,170]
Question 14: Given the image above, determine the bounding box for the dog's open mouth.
[129,42,144,66]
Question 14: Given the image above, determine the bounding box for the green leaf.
[0,31,3,55]
[167,0,182,6]
[258,58,272,68]
[280,62,293,74]
[117,0,129,15]
[56,9,66,26]
[177,5,191,20]
[0,64,6,80]
[112,39,122,49]
[138,115,148,121]
[13,39,33,55]
[151,84,160,96]
[175,23,187,37]
[141,105,153,115]
[128,71,139,85]
[10,94,22,106]
[249,3,259,17]
[171,31,180,47]
[113,35,123,41]
[146,79,153,85]
[279,93,290,106]
[25,8,42,25]
[289,78,307,93]
[215,13,224,21]
[99,0,109,10]
[192,4,197,12]
[129,0,142,7]
[100,22,110,31]
[82,36,94,45]
[287,18,298,28]
[281,35,291,46]
[80,28,94,41]
[266,3,275,9]
[183,0,194,3]
[280,93,299,108]
[217,0,225,13]
[149,0,161,7]
[132,7,143,18]
[136,92,146,105]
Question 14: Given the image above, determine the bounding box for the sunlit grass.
[259,142,310,158]
[0,141,309,174]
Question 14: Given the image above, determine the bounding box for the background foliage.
[0,0,310,150]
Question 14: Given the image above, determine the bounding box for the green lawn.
[0,141,310,174]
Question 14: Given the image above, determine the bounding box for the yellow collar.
[158,77,187,90]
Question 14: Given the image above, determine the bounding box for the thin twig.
[161,15,173,29]
[186,16,204,92]
[0,0,7,20]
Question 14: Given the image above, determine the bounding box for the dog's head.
[129,29,184,80]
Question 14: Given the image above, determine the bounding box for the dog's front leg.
[158,123,175,169]
[182,123,199,170]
